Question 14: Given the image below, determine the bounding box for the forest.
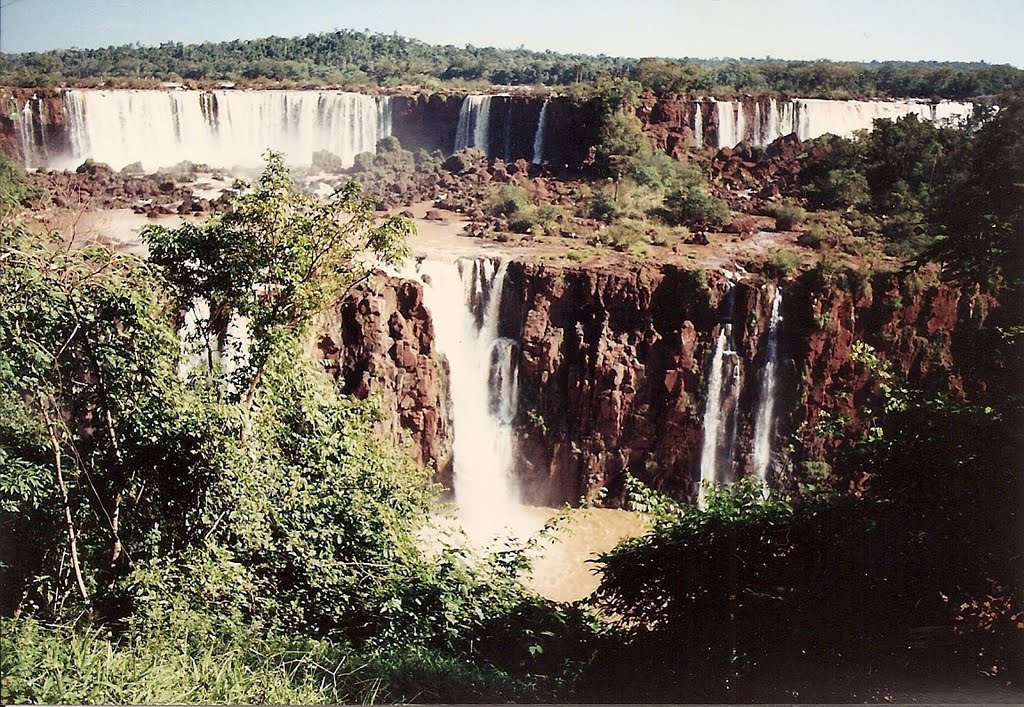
[2,28,1023,98]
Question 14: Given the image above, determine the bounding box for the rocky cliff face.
[316,260,999,508]
[315,274,454,485]
[1,88,71,164]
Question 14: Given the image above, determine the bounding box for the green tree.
[144,151,412,433]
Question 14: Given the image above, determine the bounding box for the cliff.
[317,259,1002,507]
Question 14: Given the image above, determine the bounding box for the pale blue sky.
[1,0,1022,65]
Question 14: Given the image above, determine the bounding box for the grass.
[0,617,553,704]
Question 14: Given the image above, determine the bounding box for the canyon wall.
[318,259,1000,507]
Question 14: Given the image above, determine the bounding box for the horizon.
[1,0,1022,68]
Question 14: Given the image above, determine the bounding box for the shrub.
[763,248,802,278]
[817,168,870,208]
[588,189,621,223]
[797,226,825,249]
[770,203,807,230]
[486,185,530,218]
[659,185,730,227]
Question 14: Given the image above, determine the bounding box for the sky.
[1,0,1022,66]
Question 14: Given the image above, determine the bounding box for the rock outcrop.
[316,274,454,485]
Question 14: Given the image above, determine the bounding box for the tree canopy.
[2,29,1022,98]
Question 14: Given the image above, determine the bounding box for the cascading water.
[405,257,522,538]
[692,102,703,148]
[453,95,494,153]
[711,96,973,148]
[531,100,549,164]
[18,89,392,171]
[715,99,736,150]
[699,327,730,502]
[698,279,743,502]
[752,286,783,482]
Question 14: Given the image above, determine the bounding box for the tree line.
[2,29,1022,98]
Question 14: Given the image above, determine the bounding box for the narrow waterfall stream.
[698,278,744,503]
[531,100,549,163]
[692,102,703,148]
[698,327,730,502]
[406,257,523,538]
[752,287,783,482]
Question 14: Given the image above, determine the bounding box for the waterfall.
[177,299,214,380]
[703,97,973,149]
[531,100,549,164]
[715,100,737,148]
[752,287,783,482]
[454,95,495,154]
[693,102,704,148]
[790,97,972,141]
[17,89,392,171]
[699,327,730,502]
[406,257,521,537]
[699,280,744,502]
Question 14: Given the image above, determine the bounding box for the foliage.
[144,151,411,406]
[2,30,1022,98]
[658,184,730,228]
[767,202,807,230]
[928,95,1024,285]
[797,96,1021,281]
[1,154,606,703]
[762,248,803,278]
[0,616,556,704]
[593,108,651,181]
[0,152,29,224]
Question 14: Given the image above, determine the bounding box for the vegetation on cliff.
[2,29,1023,98]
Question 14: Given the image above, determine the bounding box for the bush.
[763,248,803,278]
[0,152,28,221]
[770,203,807,230]
[817,168,870,208]
[508,210,539,234]
[797,226,825,249]
[659,185,730,228]
[486,185,530,218]
[588,189,622,223]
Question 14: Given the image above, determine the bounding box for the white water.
[19,89,392,171]
[531,100,549,163]
[692,102,703,148]
[453,95,495,153]
[712,97,974,148]
[177,298,251,388]
[405,257,522,539]
[699,326,730,504]
[752,287,783,482]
